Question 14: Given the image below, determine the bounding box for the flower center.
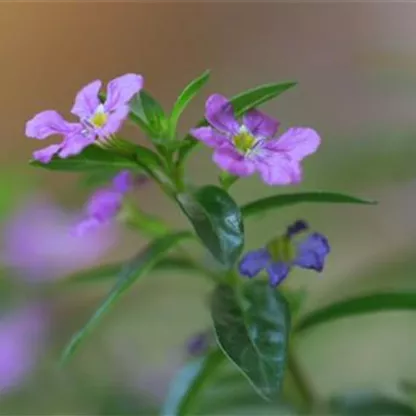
[233,130,256,153]
[266,236,296,263]
[90,105,108,128]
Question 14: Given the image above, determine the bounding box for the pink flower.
[190,94,320,185]
[25,74,143,163]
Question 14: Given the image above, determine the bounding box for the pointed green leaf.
[66,257,200,284]
[241,191,376,218]
[60,231,192,364]
[130,142,164,171]
[30,145,141,172]
[330,392,416,415]
[169,70,211,138]
[177,81,297,164]
[79,169,126,189]
[295,292,416,334]
[211,282,291,400]
[177,185,244,268]
[129,90,167,137]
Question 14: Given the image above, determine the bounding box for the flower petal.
[212,147,256,177]
[205,94,240,135]
[190,127,229,148]
[32,144,61,163]
[104,74,143,112]
[99,104,129,137]
[255,153,302,185]
[266,262,290,287]
[243,109,279,138]
[73,217,102,237]
[294,232,330,272]
[71,80,102,119]
[112,171,133,193]
[238,248,271,278]
[58,133,95,158]
[86,189,123,222]
[267,127,321,161]
[25,110,74,139]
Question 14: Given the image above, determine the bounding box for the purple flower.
[75,170,133,236]
[0,305,48,394]
[1,196,116,281]
[25,74,143,163]
[190,95,320,185]
[239,220,330,287]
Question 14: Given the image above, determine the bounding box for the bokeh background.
[0,2,415,414]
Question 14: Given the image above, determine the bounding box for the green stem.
[288,351,315,412]
[178,349,224,415]
[121,201,220,284]
[219,172,239,191]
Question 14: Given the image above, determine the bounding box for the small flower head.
[75,170,134,236]
[190,94,320,186]
[25,74,143,163]
[238,221,330,287]
[71,74,143,139]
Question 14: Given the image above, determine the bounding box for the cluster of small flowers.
[25,73,330,287]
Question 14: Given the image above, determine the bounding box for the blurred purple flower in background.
[239,220,330,286]
[25,74,143,163]
[75,171,133,236]
[1,196,116,281]
[0,305,48,395]
[191,94,320,185]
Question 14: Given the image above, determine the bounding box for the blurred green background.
[0,2,415,414]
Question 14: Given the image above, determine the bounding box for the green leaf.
[60,231,192,364]
[30,145,141,172]
[241,191,376,218]
[295,292,416,334]
[127,142,163,171]
[169,70,211,138]
[211,281,291,400]
[177,185,244,268]
[177,81,297,164]
[330,392,416,415]
[129,90,167,137]
[65,257,200,284]
[162,349,225,416]
[79,169,125,189]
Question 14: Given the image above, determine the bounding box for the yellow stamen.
[233,131,256,153]
[266,236,296,263]
[90,110,108,128]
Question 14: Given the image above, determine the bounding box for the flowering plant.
[26,71,413,415]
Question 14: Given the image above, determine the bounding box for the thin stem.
[179,349,225,415]
[288,351,316,412]
[122,201,220,284]
[219,171,239,191]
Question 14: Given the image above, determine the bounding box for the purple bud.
[286,220,309,238]
[186,332,211,356]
